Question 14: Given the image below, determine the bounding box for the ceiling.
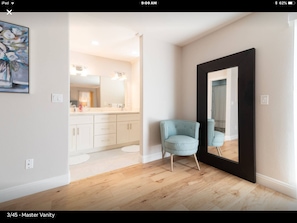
[69,12,251,62]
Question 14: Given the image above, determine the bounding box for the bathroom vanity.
[69,110,140,155]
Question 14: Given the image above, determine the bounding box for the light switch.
[260,95,269,105]
[51,93,63,103]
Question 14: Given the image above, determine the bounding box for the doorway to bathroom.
[68,13,141,182]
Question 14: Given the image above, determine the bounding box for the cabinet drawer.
[69,115,93,125]
[94,123,116,135]
[94,114,116,123]
[117,113,139,122]
[94,134,116,147]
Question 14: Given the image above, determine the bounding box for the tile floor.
[69,147,140,182]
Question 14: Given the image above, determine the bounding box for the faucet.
[121,104,125,111]
[72,105,77,112]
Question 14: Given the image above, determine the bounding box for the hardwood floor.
[208,139,238,162]
[1,156,297,213]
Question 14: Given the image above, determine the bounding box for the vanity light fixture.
[70,64,88,76]
[112,71,127,81]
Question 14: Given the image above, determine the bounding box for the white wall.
[182,12,296,197]
[130,59,140,111]
[0,13,69,202]
[141,34,182,162]
[70,51,132,78]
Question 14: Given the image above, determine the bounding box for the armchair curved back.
[207,118,225,147]
[207,119,215,146]
[160,119,199,149]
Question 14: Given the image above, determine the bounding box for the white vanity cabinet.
[94,114,117,148]
[69,112,140,153]
[69,115,94,154]
[117,114,140,144]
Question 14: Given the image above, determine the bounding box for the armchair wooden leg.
[193,154,200,170]
[170,154,174,172]
[216,147,223,156]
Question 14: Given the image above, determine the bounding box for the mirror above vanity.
[70,74,126,108]
[69,49,139,111]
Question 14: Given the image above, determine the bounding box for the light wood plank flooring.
[1,156,297,211]
[208,139,238,162]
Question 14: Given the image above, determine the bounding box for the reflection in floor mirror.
[208,139,238,162]
[207,67,239,163]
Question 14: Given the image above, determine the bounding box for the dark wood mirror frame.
[197,48,256,183]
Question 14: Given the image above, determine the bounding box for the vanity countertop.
[70,110,140,115]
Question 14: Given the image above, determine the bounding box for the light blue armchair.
[160,119,200,171]
[207,119,225,156]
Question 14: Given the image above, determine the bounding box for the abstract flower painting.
[0,21,29,93]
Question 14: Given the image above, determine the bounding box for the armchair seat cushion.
[164,135,198,156]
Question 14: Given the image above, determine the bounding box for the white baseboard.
[224,135,238,141]
[0,172,70,203]
[256,173,297,199]
[140,150,169,163]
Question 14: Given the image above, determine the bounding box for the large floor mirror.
[197,48,256,183]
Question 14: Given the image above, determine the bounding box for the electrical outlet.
[26,159,34,169]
